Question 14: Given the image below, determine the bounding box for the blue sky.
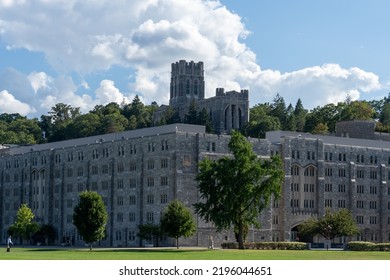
[0,0,389,118]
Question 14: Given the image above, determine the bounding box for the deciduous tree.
[194,130,284,249]
[9,204,40,245]
[298,209,359,243]
[161,199,196,249]
[73,191,108,250]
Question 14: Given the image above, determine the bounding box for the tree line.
[1,93,390,145]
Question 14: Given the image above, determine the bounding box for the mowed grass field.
[1,247,390,260]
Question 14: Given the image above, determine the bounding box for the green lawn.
[1,247,390,260]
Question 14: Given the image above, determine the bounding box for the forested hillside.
[1,93,390,145]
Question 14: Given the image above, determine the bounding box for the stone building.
[1,122,390,247]
[154,60,249,134]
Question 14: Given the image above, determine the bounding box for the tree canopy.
[8,203,40,245]
[298,209,360,241]
[160,199,196,249]
[73,191,108,250]
[1,92,390,144]
[194,130,284,249]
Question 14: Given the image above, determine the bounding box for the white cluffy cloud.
[0,90,34,115]
[0,0,386,117]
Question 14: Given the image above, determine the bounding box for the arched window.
[304,166,315,177]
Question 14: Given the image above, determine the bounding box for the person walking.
[7,236,13,252]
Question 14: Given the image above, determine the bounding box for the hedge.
[221,242,307,250]
[347,241,390,251]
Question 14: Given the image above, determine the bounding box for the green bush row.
[347,241,390,251]
[221,242,307,250]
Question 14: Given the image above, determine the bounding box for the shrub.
[347,241,377,251]
[221,242,306,250]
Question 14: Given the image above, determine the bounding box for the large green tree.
[160,199,196,249]
[73,191,108,250]
[194,130,284,249]
[298,209,360,242]
[9,204,40,245]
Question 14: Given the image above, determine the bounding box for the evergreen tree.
[294,98,307,132]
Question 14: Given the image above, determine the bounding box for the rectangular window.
[325,199,332,208]
[118,146,125,156]
[370,216,377,224]
[338,200,346,208]
[291,199,299,208]
[102,147,109,157]
[147,194,154,204]
[369,201,377,209]
[291,183,299,192]
[370,186,377,194]
[117,179,123,189]
[161,176,168,186]
[102,164,109,174]
[92,165,98,175]
[161,140,169,151]
[325,168,333,177]
[78,151,84,161]
[129,162,136,171]
[77,167,83,176]
[147,177,154,187]
[130,144,136,155]
[117,162,124,172]
[117,196,124,206]
[129,212,136,222]
[356,200,364,209]
[325,184,332,192]
[117,213,123,223]
[357,185,364,194]
[338,169,346,177]
[357,170,364,179]
[129,178,136,189]
[356,216,364,224]
[161,159,169,168]
[148,142,155,152]
[129,195,136,205]
[128,231,136,241]
[147,160,155,170]
[161,194,168,204]
[370,170,377,179]
[338,184,346,193]
[146,212,154,223]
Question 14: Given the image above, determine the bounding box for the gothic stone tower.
[153,60,249,134]
[169,60,205,107]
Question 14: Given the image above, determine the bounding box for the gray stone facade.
[154,60,249,134]
[1,124,390,247]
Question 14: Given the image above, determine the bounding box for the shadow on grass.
[25,247,209,254]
